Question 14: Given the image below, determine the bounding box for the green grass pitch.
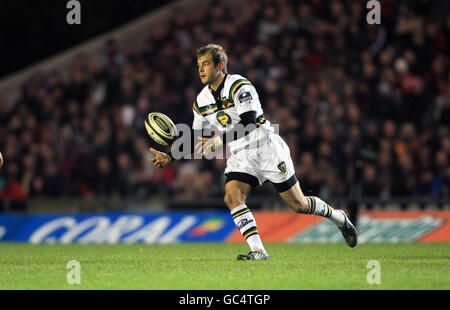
[0,243,448,290]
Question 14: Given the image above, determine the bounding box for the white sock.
[305,196,345,227]
[230,204,267,253]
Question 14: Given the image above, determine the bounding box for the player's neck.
[209,72,225,92]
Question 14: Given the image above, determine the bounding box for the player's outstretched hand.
[200,136,223,157]
[149,148,172,168]
[195,136,209,155]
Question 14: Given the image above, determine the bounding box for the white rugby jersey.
[193,74,274,153]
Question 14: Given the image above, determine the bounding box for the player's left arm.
[201,84,259,155]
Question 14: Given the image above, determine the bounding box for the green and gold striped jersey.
[192,74,273,153]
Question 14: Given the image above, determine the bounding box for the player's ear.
[218,62,225,72]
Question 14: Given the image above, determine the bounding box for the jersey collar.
[209,74,227,101]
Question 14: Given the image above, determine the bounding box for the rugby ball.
[144,112,178,146]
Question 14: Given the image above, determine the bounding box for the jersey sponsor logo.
[216,111,232,127]
[277,162,287,175]
[204,104,217,115]
[238,91,253,106]
[220,97,234,109]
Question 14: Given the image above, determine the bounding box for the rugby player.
[150,44,357,260]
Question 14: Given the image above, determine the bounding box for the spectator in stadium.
[0,0,448,210]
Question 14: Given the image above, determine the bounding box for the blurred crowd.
[0,0,449,209]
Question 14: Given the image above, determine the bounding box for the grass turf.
[0,242,448,290]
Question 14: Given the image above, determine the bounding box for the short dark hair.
[197,44,228,74]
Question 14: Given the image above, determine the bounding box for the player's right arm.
[150,147,172,168]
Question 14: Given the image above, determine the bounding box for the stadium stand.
[0,0,448,212]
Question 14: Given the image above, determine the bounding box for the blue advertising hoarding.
[0,212,236,244]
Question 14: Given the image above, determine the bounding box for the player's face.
[197,53,220,85]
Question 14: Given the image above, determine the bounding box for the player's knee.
[224,194,232,208]
[224,193,244,210]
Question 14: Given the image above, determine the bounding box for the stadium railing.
[0,197,448,214]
